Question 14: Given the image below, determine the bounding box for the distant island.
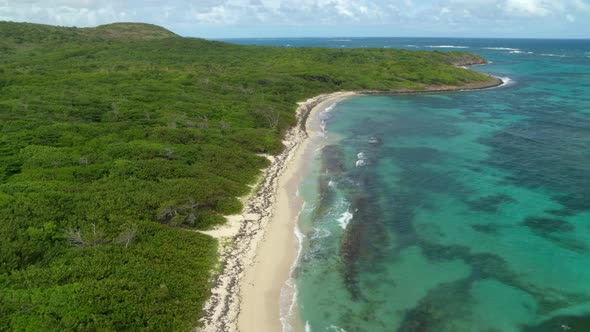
[0,21,500,331]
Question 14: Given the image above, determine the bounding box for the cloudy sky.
[1,0,589,38]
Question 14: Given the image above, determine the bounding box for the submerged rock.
[322,145,347,174]
[368,136,382,145]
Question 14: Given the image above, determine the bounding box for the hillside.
[88,22,178,40]
[0,21,498,331]
[0,21,176,45]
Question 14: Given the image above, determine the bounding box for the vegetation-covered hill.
[0,21,176,44]
[0,21,497,331]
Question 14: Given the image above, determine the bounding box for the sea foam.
[338,210,353,229]
[280,203,307,332]
[426,45,469,49]
[498,76,514,87]
[311,227,331,240]
[483,47,520,51]
[355,151,367,167]
[540,53,568,58]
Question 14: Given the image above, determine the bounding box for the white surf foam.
[426,45,469,49]
[318,101,339,136]
[280,203,307,332]
[540,53,568,58]
[471,75,513,91]
[355,151,367,167]
[319,120,327,134]
[498,76,514,87]
[311,227,331,240]
[329,325,348,332]
[305,321,312,332]
[338,210,353,229]
[333,197,349,211]
[324,103,338,113]
[483,47,519,51]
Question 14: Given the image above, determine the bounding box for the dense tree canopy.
[0,21,495,330]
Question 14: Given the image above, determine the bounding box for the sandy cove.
[197,76,504,332]
[198,91,357,332]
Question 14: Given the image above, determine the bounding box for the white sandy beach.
[198,91,356,332]
[197,75,505,332]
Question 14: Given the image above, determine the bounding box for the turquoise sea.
[226,38,590,331]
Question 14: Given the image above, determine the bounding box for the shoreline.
[198,91,357,332]
[198,75,503,332]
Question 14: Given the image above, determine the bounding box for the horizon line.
[210,36,590,41]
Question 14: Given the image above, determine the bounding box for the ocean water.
[225,38,590,331]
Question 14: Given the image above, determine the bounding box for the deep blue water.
[223,38,590,331]
[219,37,589,59]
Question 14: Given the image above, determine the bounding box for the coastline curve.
[198,74,504,332]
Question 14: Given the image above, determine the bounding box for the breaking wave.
[355,151,367,167]
[484,47,520,51]
[338,210,354,229]
[498,76,514,87]
[540,53,568,58]
[426,45,469,49]
[280,203,307,332]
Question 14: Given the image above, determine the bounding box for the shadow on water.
[398,280,472,332]
[521,216,589,254]
[465,193,516,213]
[521,216,574,234]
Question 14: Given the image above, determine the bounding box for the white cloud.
[0,0,589,37]
[504,0,551,16]
[571,0,590,13]
[0,0,128,26]
[191,5,236,24]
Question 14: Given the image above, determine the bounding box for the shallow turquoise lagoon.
[229,38,590,331]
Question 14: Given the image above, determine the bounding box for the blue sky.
[1,0,589,38]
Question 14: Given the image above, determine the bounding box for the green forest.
[0,21,496,331]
